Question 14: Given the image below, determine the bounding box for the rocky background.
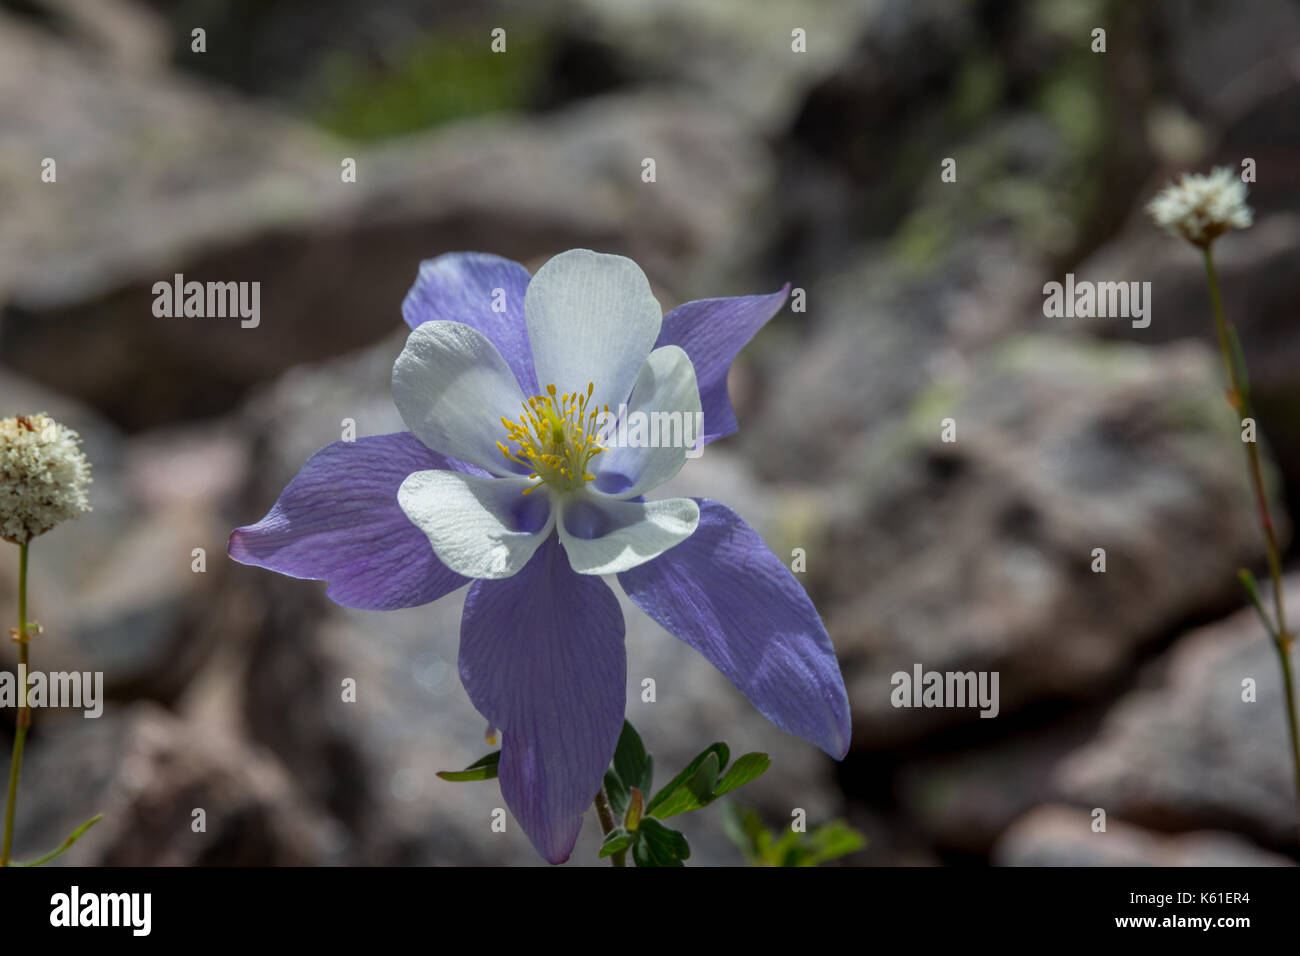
[1,0,1298,866]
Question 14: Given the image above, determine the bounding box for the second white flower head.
[1146,166,1253,247]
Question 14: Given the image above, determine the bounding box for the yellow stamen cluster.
[497,383,607,494]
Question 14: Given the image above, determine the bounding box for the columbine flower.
[229,249,851,863]
[1145,166,1253,247]
[1,413,92,546]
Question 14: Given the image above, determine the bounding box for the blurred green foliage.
[723,803,866,867]
[888,0,1129,272]
[313,29,547,141]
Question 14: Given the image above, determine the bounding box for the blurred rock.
[1152,0,1300,119]
[34,0,172,74]
[771,0,1158,279]
[743,236,1044,483]
[818,335,1273,747]
[841,801,939,867]
[568,0,868,132]
[135,0,535,105]
[1055,575,1300,849]
[994,804,1293,866]
[1,3,768,430]
[10,701,331,865]
[0,10,342,311]
[896,705,1106,855]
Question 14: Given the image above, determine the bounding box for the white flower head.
[0,413,93,545]
[1146,166,1253,247]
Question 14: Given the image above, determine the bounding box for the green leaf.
[604,768,629,818]
[604,721,653,817]
[766,825,803,867]
[631,817,690,867]
[436,751,500,782]
[805,820,868,866]
[723,804,868,867]
[644,742,729,817]
[712,752,770,798]
[721,803,765,863]
[599,828,636,859]
[612,721,653,796]
[780,844,816,867]
[646,751,720,819]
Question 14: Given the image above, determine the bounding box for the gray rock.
[1055,575,1300,848]
[568,0,870,132]
[818,335,1274,747]
[8,701,331,865]
[896,706,1106,855]
[0,4,769,431]
[1151,0,1300,118]
[743,234,1046,483]
[27,0,172,75]
[994,804,1293,866]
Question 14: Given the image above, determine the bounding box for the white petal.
[557,494,699,575]
[398,470,553,579]
[392,321,526,474]
[525,249,662,413]
[593,346,702,499]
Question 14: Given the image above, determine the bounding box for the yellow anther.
[498,382,605,494]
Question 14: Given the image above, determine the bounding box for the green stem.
[14,814,102,867]
[593,786,626,867]
[1203,246,1300,836]
[1275,638,1300,821]
[1,542,30,866]
[1202,247,1239,401]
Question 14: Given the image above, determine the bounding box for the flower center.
[497,383,607,494]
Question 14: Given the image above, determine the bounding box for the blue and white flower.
[230,249,851,863]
